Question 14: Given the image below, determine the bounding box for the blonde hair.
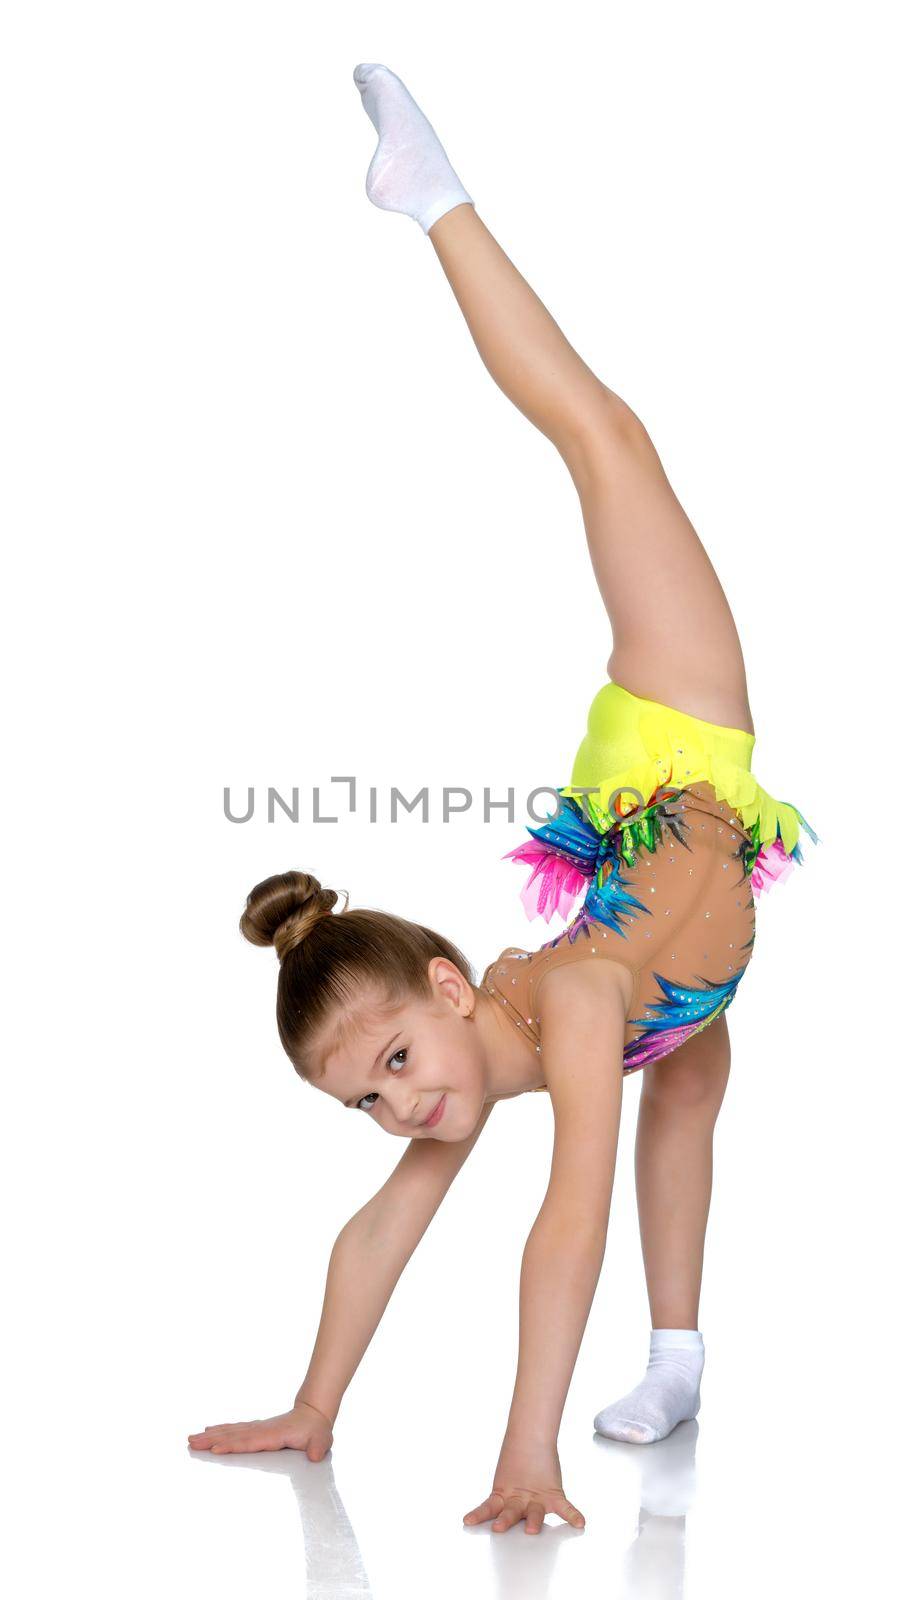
[240,870,474,1078]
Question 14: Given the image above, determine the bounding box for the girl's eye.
[356,1048,408,1111]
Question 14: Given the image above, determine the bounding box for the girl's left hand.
[462,1441,586,1534]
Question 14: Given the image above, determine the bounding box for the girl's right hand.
[187,1402,333,1458]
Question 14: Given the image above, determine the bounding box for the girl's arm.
[188,1101,495,1455]
[504,964,626,1447]
[464,960,627,1532]
[295,1100,495,1423]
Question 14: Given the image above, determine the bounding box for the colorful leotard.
[481,681,818,1083]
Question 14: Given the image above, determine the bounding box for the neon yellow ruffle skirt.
[505,680,818,927]
[560,681,816,863]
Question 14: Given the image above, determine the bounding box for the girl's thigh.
[638,1013,732,1113]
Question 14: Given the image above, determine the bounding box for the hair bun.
[240,871,344,962]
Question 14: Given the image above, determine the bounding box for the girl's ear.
[428,956,471,1012]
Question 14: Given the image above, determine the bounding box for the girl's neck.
[474,984,546,1101]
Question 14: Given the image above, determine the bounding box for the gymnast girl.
[188,64,817,1535]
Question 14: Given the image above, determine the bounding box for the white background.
[3,3,896,1596]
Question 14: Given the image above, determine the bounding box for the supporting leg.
[593,1015,731,1443]
[634,1013,731,1330]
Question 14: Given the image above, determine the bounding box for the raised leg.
[427,205,754,734]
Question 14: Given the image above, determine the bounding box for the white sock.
[353,63,474,234]
[594,1329,705,1444]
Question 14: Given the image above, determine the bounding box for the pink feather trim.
[502,841,592,924]
[751,838,796,897]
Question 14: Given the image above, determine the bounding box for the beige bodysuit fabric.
[481,782,756,1086]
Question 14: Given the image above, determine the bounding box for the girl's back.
[484,780,756,1079]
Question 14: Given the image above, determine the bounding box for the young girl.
[188,64,817,1535]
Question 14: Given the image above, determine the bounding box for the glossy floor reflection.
[599,1423,697,1598]
[188,1418,699,1600]
[194,1448,375,1600]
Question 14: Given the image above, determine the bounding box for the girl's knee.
[642,1037,731,1112]
[559,389,654,485]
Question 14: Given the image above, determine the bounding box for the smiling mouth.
[422,1094,446,1129]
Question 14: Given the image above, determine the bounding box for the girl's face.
[310,958,490,1141]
